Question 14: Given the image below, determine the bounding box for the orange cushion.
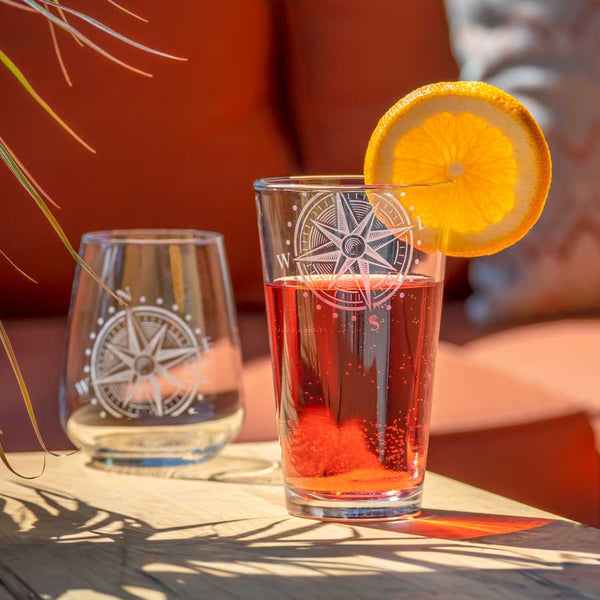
[460,320,600,458]
[432,343,600,526]
[239,357,279,442]
[461,320,600,415]
[0,1,294,316]
[431,343,583,432]
[282,0,458,172]
[428,414,600,526]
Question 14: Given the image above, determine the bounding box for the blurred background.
[1,0,599,525]
[0,0,462,317]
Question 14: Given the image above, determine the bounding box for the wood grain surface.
[0,442,598,599]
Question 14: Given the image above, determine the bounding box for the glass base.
[66,407,244,472]
[285,483,423,522]
[89,443,225,470]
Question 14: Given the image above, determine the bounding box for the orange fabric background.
[282,0,458,172]
[0,0,458,316]
[0,0,294,315]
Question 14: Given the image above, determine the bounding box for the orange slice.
[364,81,552,256]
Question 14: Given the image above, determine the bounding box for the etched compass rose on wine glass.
[61,229,245,467]
[89,304,203,418]
[294,191,415,310]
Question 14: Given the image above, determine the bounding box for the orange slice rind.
[364,81,552,256]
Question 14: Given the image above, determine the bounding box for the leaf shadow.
[0,483,599,600]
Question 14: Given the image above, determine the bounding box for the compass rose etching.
[294,191,414,310]
[88,305,203,418]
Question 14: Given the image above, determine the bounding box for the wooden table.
[0,442,598,600]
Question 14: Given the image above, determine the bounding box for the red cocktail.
[255,177,445,520]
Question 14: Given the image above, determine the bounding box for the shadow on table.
[87,453,282,484]
[0,484,599,599]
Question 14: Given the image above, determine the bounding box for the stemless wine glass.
[60,229,244,468]
[255,176,445,521]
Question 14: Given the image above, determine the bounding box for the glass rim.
[81,229,223,246]
[254,175,435,192]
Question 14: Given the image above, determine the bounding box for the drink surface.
[265,275,443,498]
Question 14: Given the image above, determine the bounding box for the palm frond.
[107,0,148,23]
[48,20,72,86]
[0,0,35,11]
[30,0,182,60]
[0,139,124,306]
[0,321,77,459]
[0,250,38,284]
[49,0,84,47]
[0,50,95,152]
[0,437,45,479]
[21,0,152,77]
[21,0,186,79]
[1,136,60,208]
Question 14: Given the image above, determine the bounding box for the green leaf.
[1,134,60,208]
[1,0,36,11]
[0,138,124,306]
[0,250,38,284]
[21,0,183,78]
[21,1,151,77]
[0,321,76,463]
[32,0,183,60]
[49,0,85,48]
[106,0,148,23]
[0,49,95,153]
[48,20,73,87]
[0,436,46,479]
